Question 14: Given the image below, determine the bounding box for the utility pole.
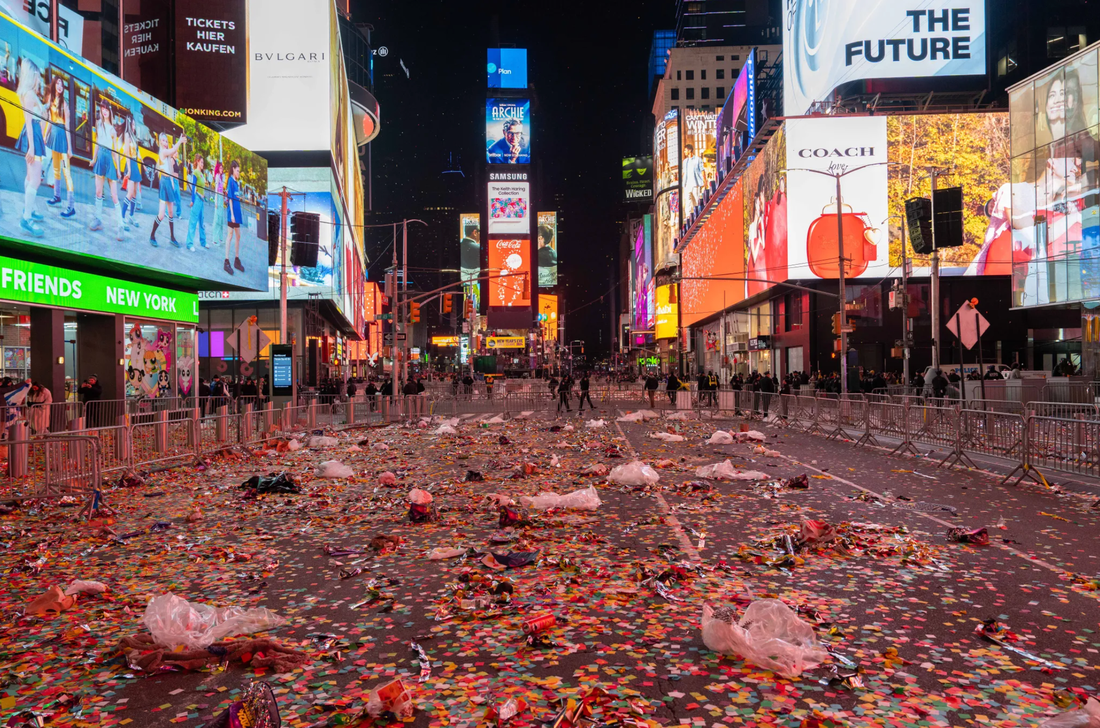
[929,170,940,371]
[836,175,848,397]
[900,216,910,388]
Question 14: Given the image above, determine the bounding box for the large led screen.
[459,212,481,283]
[633,214,654,332]
[784,0,987,117]
[786,117,887,280]
[623,156,653,201]
[655,283,678,340]
[487,48,527,89]
[718,49,755,175]
[173,0,248,124]
[488,237,531,307]
[487,180,530,235]
[743,126,787,296]
[536,211,558,287]
[0,12,269,290]
[682,178,745,327]
[653,109,679,267]
[486,99,531,164]
[680,109,718,220]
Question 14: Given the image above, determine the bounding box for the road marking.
[614,414,702,563]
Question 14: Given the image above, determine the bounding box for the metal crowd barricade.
[1039,381,1094,404]
[1,434,101,499]
[1026,401,1100,421]
[859,400,907,449]
[1024,414,1100,480]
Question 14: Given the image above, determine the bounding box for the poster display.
[680,109,718,217]
[784,0,987,116]
[459,213,481,283]
[623,156,653,201]
[0,12,269,290]
[785,117,887,279]
[633,214,654,331]
[486,98,531,164]
[743,125,787,296]
[487,180,530,235]
[655,283,678,340]
[681,178,745,327]
[3,0,84,53]
[487,48,527,88]
[173,0,248,124]
[125,322,174,398]
[653,109,680,266]
[487,237,531,307]
[718,49,755,174]
[536,211,558,287]
[538,293,558,341]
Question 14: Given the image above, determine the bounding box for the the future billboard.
[784,0,987,116]
[487,48,527,89]
[743,125,787,296]
[653,109,680,267]
[487,180,530,235]
[486,99,531,164]
[623,156,653,201]
[536,211,558,288]
[682,178,745,327]
[681,109,718,220]
[718,49,755,175]
[488,237,531,307]
[459,213,481,283]
[0,11,268,291]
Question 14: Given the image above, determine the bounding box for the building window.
[785,292,803,330]
[686,87,695,100]
[1047,27,1087,58]
[997,42,1018,77]
[716,68,725,79]
[701,69,707,80]
[677,70,682,80]
[701,87,710,99]
[732,54,740,61]
[671,87,679,100]
[686,70,695,80]
[716,55,725,61]
[732,67,740,77]
[717,86,725,99]
[672,105,679,113]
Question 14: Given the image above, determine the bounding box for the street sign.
[946,303,990,350]
[225,317,271,364]
[384,333,394,345]
[397,332,407,341]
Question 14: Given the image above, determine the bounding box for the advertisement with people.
[0,12,269,290]
[633,214,654,332]
[743,126,787,296]
[487,180,529,235]
[459,212,481,283]
[487,237,531,307]
[536,211,558,287]
[886,112,1011,276]
[1008,50,1099,307]
[682,177,745,327]
[653,109,679,266]
[718,49,755,175]
[785,116,887,280]
[680,108,718,219]
[486,98,531,164]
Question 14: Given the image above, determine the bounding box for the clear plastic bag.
[695,460,768,480]
[701,600,828,678]
[666,410,693,421]
[616,410,660,422]
[650,432,685,442]
[433,424,458,435]
[65,579,107,596]
[142,594,286,650]
[315,460,354,479]
[608,460,660,486]
[707,431,734,445]
[307,436,338,448]
[407,488,433,505]
[585,419,607,429]
[1040,699,1100,728]
[736,430,766,443]
[520,485,601,511]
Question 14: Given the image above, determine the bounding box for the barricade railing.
[1039,381,1095,404]
[1026,401,1100,420]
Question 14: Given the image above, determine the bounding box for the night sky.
[357,0,671,359]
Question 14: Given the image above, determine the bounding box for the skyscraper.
[674,0,780,47]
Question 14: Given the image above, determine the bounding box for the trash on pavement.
[198,681,281,728]
[240,472,300,494]
[142,593,286,650]
[616,410,659,422]
[520,485,601,511]
[379,471,397,485]
[585,419,607,429]
[1039,698,1100,728]
[25,586,76,617]
[701,599,829,678]
[947,527,990,546]
[707,431,734,445]
[365,678,414,718]
[315,460,354,479]
[307,435,339,448]
[650,432,685,442]
[428,547,466,560]
[609,460,660,486]
[695,460,768,480]
[65,579,107,596]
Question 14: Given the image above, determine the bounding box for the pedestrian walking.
[644,373,658,408]
[666,371,680,405]
[557,375,572,413]
[578,372,594,411]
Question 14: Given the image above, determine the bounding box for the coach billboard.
[784,0,987,116]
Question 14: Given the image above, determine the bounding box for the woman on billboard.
[222,160,244,276]
[15,56,46,238]
[148,131,187,248]
[88,98,125,241]
[212,160,227,244]
[44,74,76,219]
[121,117,142,230]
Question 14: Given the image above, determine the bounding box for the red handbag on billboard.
[806,200,877,278]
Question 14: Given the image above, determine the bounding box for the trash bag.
[616,410,660,422]
[520,486,601,511]
[666,410,693,421]
[428,547,466,560]
[736,430,766,443]
[695,460,768,481]
[609,461,660,486]
[701,600,828,678]
[365,678,414,718]
[947,527,990,546]
[434,425,458,435]
[241,472,300,494]
[707,431,734,445]
[1039,699,1100,728]
[408,488,433,505]
[466,470,485,482]
[142,593,287,650]
[650,432,685,442]
[582,464,609,477]
[486,415,507,424]
[286,438,301,451]
[307,436,339,448]
[315,460,354,479]
[65,579,108,596]
[379,471,397,486]
[585,419,607,429]
[407,488,435,523]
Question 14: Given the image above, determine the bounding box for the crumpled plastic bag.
[582,463,609,477]
[365,678,414,718]
[701,600,828,678]
[707,430,734,445]
[486,415,507,424]
[315,460,354,479]
[434,424,458,435]
[650,432,685,442]
[520,486,601,511]
[308,435,339,448]
[408,488,433,505]
[286,438,301,451]
[379,471,397,486]
[65,579,108,596]
[585,419,607,429]
[241,472,300,494]
[695,460,768,480]
[753,445,782,457]
[666,410,693,421]
[428,547,466,560]
[1040,699,1100,728]
[736,430,766,443]
[608,460,660,486]
[142,593,286,650]
[616,410,660,422]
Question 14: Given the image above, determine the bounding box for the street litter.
[707,430,734,444]
[701,599,829,678]
[585,419,607,429]
[308,435,339,448]
[240,472,300,494]
[379,471,397,485]
[1039,697,1100,728]
[520,485,601,511]
[315,460,355,479]
[434,424,458,435]
[142,593,286,649]
[609,460,660,486]
[650,432,685,442]
[617,410,660,422]
[695,460,768,480]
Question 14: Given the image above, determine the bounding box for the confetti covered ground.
[1,405,1098,728]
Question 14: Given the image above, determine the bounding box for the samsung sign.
[783,0,986,116]
[487,48,528,89]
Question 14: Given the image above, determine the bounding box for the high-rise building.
[674,0,781,47]
[651,45,779,119]
[648,30,675,98]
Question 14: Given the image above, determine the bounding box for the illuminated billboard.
[633,214,654,331]
[682,178,745,327]
[488,237,531,307]
[486,99,531,164]
[538,294,559,341]
[653,109,679,266]
[623,156,653,201]
[487,48,528,88]
[784,0,987,116]
[173,0,248,124]
[5,1,83,53]
[680,108,718,219]
[655,283,678,340]
[0,12,268,290]
[459,213,481,283]
[743,126,787,296]
[487,180,530,235]
[537,211,558,287]
[718,49,755,175]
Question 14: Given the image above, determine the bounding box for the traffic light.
[410,301,421,323]
[442,294,453,314]
[831,312,841,335]
[464,298,474,319]
[521,274,530,299]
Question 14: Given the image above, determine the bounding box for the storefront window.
[177,327,196,398]
[0,305,30,380]
[125,320,175,399]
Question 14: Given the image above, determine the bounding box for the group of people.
[546,372,595,413]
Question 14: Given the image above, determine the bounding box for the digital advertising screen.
[173,0,248,124]
[653,109,680,267]
[538,293,559,341]
[786,117,887,280]
[623,156,654,201]
[655,283,679,340]
[784,0,987,116]
[0,12,269,291]
[459,212,481,283]
[3,0,83,53]
[121,0,172,105]
[536,211,558,287]
[486,98,531,164]
[487,48,528,88]
[487,237,531,307]
[261,190,342,292]
[682,177,745,327]
[718,49,756,174]
[633,214,654,331]
[487,181,530,235]
[743,126,787,296]
[680,108,718,220]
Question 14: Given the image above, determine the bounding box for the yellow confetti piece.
[0,697,15,710]
[1040,512,1070,522]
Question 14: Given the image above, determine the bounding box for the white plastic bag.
[520,485,601,511]
[616,410,660,422]
[308,436,339,448]
[582,463,609,477]
[142,593,286,650]
[1039,699,1100,728]
[707,431,734,445]
[666,410,693,421]
[428,547,466,560]
[407,487,433,505]
[486,415,507,424]
[650,432,685,442]
[315,460,354,478]
[608,460,660,486]
[695,460,768,480]
[379,471,397,485]
[585,419,607,429]
[736,430,766,443]
[753,445,782,457]
[701,600,828,678]
[433,424,458,435]
[286,438,301,451]
[65,579,107,596]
